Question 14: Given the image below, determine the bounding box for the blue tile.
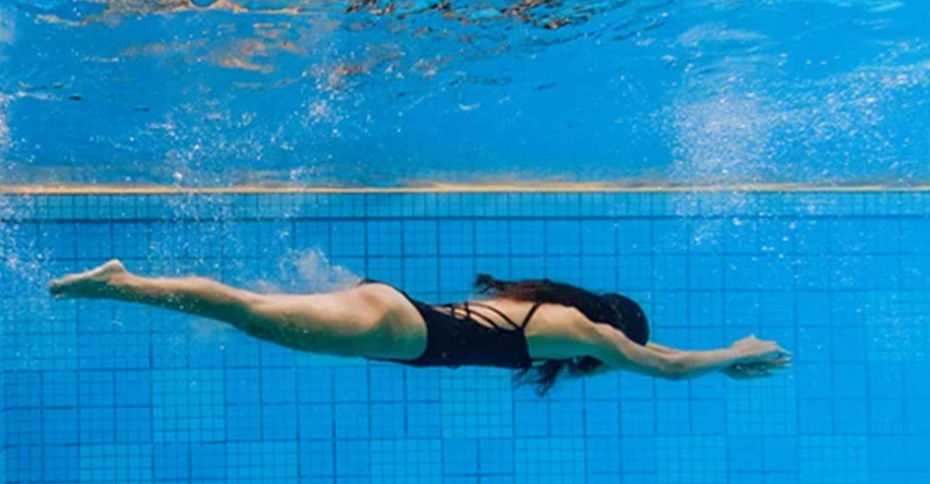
[794,220,831,254]
[584,401,619,437]
[584,437,620,474]
[439,219,476,255]
[655,400,690,435]
[899,219,930,253]
[621,436,657,473]
[796,363,833,399]
[653,255,687,290]
[480,438,515,474]
[545,220,582,255]
[297,367,335,402]
[407,257,440,294]
[689,294,724,327]
[43,445,80,481]
[904,363,930,399]
[227,404,263,441]
[688,254,723,290]
[6,445,43,483]
[331,221,366,256]
[7,371,43,407]
[443,439,478,475]
[300,439,335,478]
[225,368,261,405]
[581,220,616,255]
[514,401,549,437]
[799,400,834,434]
[616,220,652,254]
[405,220,439,255]
[190,442,226,481]
[584,373,620,400]
[724,255,762,290]
[299,403,334,440]
[691,400,726,435]
[832,327,868,362]
[333,367,369,402]
[445,477,480,484]
[728,436,763,472]
[652,220,688,254]
[764,436,799,472]
[905,399,930,435]
[262,403,298,440]
[794,256,831,289]
[262,368,298,404]
[904,436,930,472]
[833,363,867,398]
[871,400,906,434]
[869,435,907,471]
[620,400,656,436]
[334,403,370,439]
[335,440,370,476]
[440,257,480,298]
[115,407,152,443]
[114,370,151,406]
[549,401,585,437]
[509,221,545,255]
[798,327,832,362]
[43,408,79,444]
[405,368,441,402]
[367,221,402,256]
[79,406,116,444]
[370,402,405,438]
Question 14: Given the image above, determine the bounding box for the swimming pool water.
[1,189,928,483]
[3,1,930,186]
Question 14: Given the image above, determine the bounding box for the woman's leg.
[48,259,425,359]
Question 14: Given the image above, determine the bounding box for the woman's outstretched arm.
[582,323,790,380]
[644,341,789,378]
[646,342,680,355]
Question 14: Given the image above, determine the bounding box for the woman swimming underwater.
[49,260,790,394]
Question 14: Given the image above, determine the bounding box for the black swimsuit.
[361,280,543,369]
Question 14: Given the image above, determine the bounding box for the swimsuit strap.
[461,303,506,330]
[521,302,544,329]
[446,300,544,332]
[468,300,545,331]
[466,301,521,330]
[448,302,508,331]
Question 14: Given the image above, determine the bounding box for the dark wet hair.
[474,273,649,396]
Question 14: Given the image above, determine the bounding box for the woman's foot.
[48,259,129,300]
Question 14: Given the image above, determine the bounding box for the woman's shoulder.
[524,302,595,336]
[523,303,601,360]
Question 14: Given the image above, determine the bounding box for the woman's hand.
[723,358,792,380]
[730,335,791,363]
[724,335,791,380]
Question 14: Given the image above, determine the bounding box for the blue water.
[1,190,929,482]
[1,1,929,185]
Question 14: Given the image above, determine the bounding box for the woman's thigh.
[248,284,426,359]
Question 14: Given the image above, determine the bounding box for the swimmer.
[49,259,790,394]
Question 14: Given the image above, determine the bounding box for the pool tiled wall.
[1,191,929,483]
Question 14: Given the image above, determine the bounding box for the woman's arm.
[648,340,790,379]
[584,324,788,380]
[646,342,680,355]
